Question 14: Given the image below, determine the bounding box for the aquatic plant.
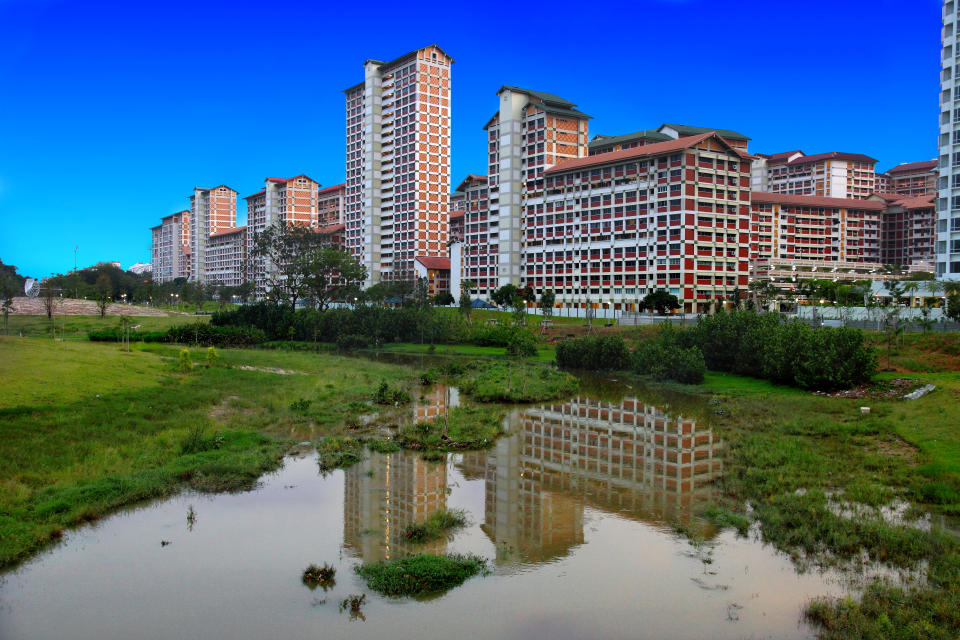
[316,436,364,471]
[402,509,468,543]
[302,563,337,590]
[355,553,489,597]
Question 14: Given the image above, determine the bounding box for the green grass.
[377,341,557,363]
[457,360,578,403]
[402,508,468,543]
[316,436,364,471]
[681,367,960,638]
[354,553,489,597]
[0,336,415,568]
[363,437,401,454]
[5,314,200,340]
[397,406,505,451]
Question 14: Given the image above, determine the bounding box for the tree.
[640,289,680,314]
[459,280,476,325]
[413,277,430,308]
[748,280,777,311]
[95,273,112,318]
[490,284,518,309]
[364,282,392,307]
[0,272,16,335]
[946,283,960,323]
[539,289,556,320]
[41,279,59,320]
[392,280,415,306]
[433,292,455,306]
[302,248,367,310]
[236,281,254,304]
[252,219,325,307]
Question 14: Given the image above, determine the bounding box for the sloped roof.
[771,152,877,167]
[589,130,671,149]
[545,132,749,175]
[498,86,575,107]
[316,223,346,234]
[455,174,488,192]
[318,183,346,195]
[758,150,805,162]
[209,226,246,239]
[660,124,750,141]
[540,103,591,120]
[244,190,266,200]
[415,256,450,270]
[752,191,886,210]
[885,160,937,175]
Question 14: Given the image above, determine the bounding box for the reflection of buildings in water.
[343,453,448,562]
[478,396,722,564]
[413,384,460,424]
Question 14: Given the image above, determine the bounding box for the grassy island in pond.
[355,553,489,597]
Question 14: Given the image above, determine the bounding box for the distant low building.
[128,262,152,275]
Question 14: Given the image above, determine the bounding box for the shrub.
[177,349,193,372]
[633,341,706,385]
[289,398,312,412]
[205,346,219,367]
[506,330,538,357]
[336,333,370,351]
[165,323,266,347]
[555,335,631,371]
[372,380,411,405]
[363,437,400,454]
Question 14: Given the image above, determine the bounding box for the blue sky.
[0,0,941,278]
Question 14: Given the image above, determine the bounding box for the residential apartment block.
[749,192,883,264]
[245,175,320,297]
[343,45,453,286]
[751,151,877,199]
[874,194,937,266]
[527,133,751,314]
[477,87,591,297]
[882,160,938,196]
[940,0,960,278]
[150,210,191,283]
[318,183,345,225]
[205,226,247,287]
[189,185,238,282]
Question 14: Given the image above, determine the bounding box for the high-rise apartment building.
[151,210,191,283]
[245,175,320,297]
[189,185,238,282]
[939,0,960,278]
[751,151,877,199]
[885,160,938,196]
[343,45,453,286]
[480,86,592,296]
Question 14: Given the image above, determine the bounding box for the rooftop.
[660,124,751,142]
[415,256,451,270]
[769,151,878,167]
[498,86,576,107]
[885,159,938,175]
[752,191,886,210]
[209,226,246,239]
[589,130,671,149]
[455,174,488,192]
[545,132,750,175]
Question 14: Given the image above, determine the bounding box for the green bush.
[506,330,538,357]
[372,380,411,405]
[555,335,631,371]
[336,333,370,351]
[633,341,706,384]
[686,311,876,391]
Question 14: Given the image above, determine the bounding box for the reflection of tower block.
[413,385,460,424]
[343,452,449,563]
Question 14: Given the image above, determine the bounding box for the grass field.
[4,314,204,340]
[0,336,415,568]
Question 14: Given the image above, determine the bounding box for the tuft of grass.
[397,406,504,451]
[372,380,411,405]
[316,436,364,471]
[363,437,400,454]
[179,425,224,455]
[402,508,468,543]
[806,581,960,640]
[301,562,337,590]
[355,553,489,597]
[701,505,750,537]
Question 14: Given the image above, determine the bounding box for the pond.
[0,391,855,639]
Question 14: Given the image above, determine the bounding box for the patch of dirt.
[209,395,241,420]
[873,434,921,462]
[813,378,924,400]
[236,365,306,375]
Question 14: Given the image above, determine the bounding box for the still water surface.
[0,393,850,639]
